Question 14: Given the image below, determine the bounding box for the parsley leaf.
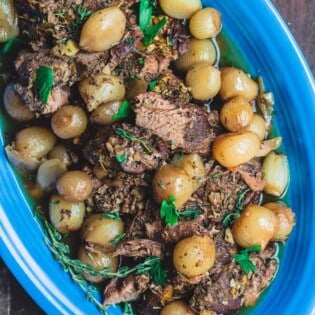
[139,0,153,31]
[149,80,158,91]
[160,196,179,227]
[143,17,167,46]
[34,66,54,105]
[123,302,135,315]
[232,245,262,274]
[111,233,126,246]
[102,211,121,221]
[112,100,132,120]
[2,38,25,54]
[116,154,127,164]
[136,257,167,286]
[180,208,203,219]
[73,4,93,29]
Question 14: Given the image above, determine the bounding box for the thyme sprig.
[222,189,250,227]
[116,128,152,153]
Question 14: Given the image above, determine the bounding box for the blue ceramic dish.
[1,0,315,314]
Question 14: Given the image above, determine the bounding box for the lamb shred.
[115,239,163,258]
[135,92,220,155]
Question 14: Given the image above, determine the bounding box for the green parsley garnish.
[139,0,167,46]
[34,66,54,105]
[2,38,25,54]
[146,256,167,286]
[180,208,203,219]
[222,189,249,227]
[232,245,262,274]
[149,80,158,91]
[73,4,93,29]
[54,12,65,17]
[116,128,152,153]
[160,197,202,226]
[138,58,145,65]
[116,154,127,164]
[160,196,178,227]
[111,233,126,246]
[143,17,167,46]
[102,211,121,221]
[112,100,132,120]
[139,0,153,31]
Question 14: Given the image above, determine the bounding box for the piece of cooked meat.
[135,92,220,155]
[106,123,169,174]
[152,70,192,106]
[162,215,205,243]
[104,274,150,306]
[192,159,263,222]
[115,239,163,258]
[89,172,149,214]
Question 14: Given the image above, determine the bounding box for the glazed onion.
[79,7,126,52]
[212,132,260,168]
[189,8,222,39]
[232,204,279,250]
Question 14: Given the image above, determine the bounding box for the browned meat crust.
[104,274,150,306]
[115,239,163,258]
[135,92,220,155]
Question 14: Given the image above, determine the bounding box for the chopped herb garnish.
[103,211,121,221]
[125,38,134,45]
[111,233,126,246]
[160,196,179,227]
[157,180,166,190]
[34,66,54,105]
[149,80,158,91]
[139,0,166,46]
[54,11,65,17]
[139,0,153,31]
[116,154,127,164]
[180,208,203,219]
[116,128,152,153]
[166,35,174,46]
[123,302,135,315]
[136,256,167,286]
[223,189,249,227]
[138,58,145,65]
[212,172,221,179]
[143,17,167,46]
[50,200,60,205]
[2,38,25,54]
[232,245,262,274]
[73,4,93,29]
[112,100,132,120]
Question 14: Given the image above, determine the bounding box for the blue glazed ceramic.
[1,0,315,314]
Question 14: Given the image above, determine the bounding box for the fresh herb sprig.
[160,196,202,227]
[139,0,167,46]
[149,79,158,91]
[222,189,250,227]
[102,211,121,221]
[116,128,152,153]
[123,302,135,315]
[111,233,126,246]
[232,245,262,274]
[34,66,54,105]
[2,38,25,54]
[73,4,93,29]
[112,100,132,120]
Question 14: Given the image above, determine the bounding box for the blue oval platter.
[1,0,315,314]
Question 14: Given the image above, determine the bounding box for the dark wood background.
[0,1,314,314]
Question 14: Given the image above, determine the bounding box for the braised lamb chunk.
[104,274,150,306]
[197,160,263,222]
[161,214,205,243]
[135,92,220,156]
[115,239,163,258]
[106,123,169,174]
[89,172,149,214]
[190,261,242,314]
[151,70,192,105]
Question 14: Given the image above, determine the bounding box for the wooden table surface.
[0,1,314,314]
